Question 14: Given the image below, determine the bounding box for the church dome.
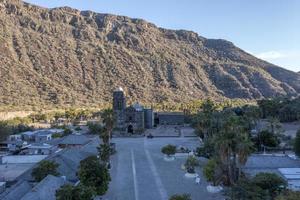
[115,87,124,92]
[132,102,143,111]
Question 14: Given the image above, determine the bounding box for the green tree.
[98,143,111,164]
[87,121,103,135]
[229,178,270,200]
[98,109,115,167]
[101,108,114,139]
[161,144,177,157]
[31,160,60,182]
[275,191,300,200]
[194,99,217,139]
[78,156,111,195]
[169,194,191,200]
[56,184,96,200]
[252,172,287,198]
[294,130,300,157]
[214,115,253,185]
[255,130,280,149]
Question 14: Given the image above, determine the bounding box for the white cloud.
[253,50,300,72]
[256,51,286,60]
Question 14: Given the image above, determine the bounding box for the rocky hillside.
[0,0,299,109]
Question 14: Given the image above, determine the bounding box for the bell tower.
[113,87,126,131]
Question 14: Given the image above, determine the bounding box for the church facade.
[113,87,154,135]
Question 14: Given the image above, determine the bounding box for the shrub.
[294,130,300,157]
[275,191,300,200]
[75,126,82,131]
[56,184,96,200]
[203,159,218,186]
[161,144,177,156]
[252,172,287,198]
[31,160,60,182]
[185,156,199,173]
[169,194,191,200]
[63,128,72,136]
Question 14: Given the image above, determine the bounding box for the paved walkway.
[104,137,223,200]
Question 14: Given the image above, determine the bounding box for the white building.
[278,168,300,191]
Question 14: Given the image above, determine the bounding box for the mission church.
[113,87,185,135]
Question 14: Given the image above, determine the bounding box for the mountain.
[0,0,299,110]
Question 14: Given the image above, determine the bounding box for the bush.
[63,128,72,136]
[87,121,103,134]
[196,138,214,158]
[252,172,287,198]
[203,159,218,186]
[75,126,82,131]
[185,156,199,173]
[161,144,177,156]
[169,194,191,200]
[56,184,96,200]
[294,130,300,157]
[275,191,300,200]
[31,160,60,182]
[229,178,270,200]
[52,132,62,138]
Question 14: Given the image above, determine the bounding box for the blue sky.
[24,0,300,72]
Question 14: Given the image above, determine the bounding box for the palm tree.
[98,109,115,167]
[214,115,253,185]
[101,108,114,142]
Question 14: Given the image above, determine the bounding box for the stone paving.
[103,137,224,200]
[145,125,181,137]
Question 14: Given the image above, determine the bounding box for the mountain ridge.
[0,0,299,109]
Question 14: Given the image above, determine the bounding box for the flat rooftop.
[0,163,34,182]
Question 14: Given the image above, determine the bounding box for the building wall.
[144,109,154,129]
[157,112,185,125]
[113,91,126,131]
[35,135,52,143]
[28,148,51,155]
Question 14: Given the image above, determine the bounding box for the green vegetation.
[275,191,300,200]
[98,109,114,166]
[87,121,103,134]
[253,130,280,150]
[63,127,72,136]
[56,184,96,200]
[169,194,191,200]
[31,160,60,182]
[161,144,177,157]
[258,97,300,122]
[78,156,111,195]
[0,117,33,141]
[203,159,218,186]
[184,156,199,174]
[252,173,287,198]
[229,173,287,200]
[294,130,300,157]
[194,100,255,186]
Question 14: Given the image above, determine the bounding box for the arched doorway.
[127,125,133,134]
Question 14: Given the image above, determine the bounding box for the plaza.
[104,136,224,200]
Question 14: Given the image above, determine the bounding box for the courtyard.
[104,136,224,200]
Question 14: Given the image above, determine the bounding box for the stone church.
[113,87,154,135]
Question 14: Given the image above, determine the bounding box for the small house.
[25,143,52,155]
